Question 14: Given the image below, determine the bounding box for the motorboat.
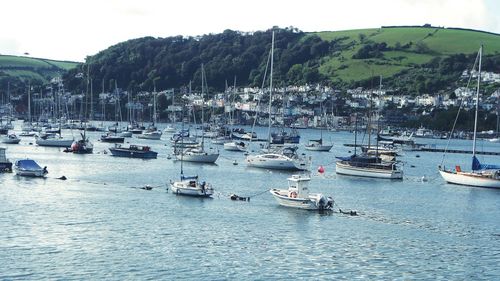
[223,141,247,152]
[137,130,162,140]
[164,125,176,133]
[270,175,334,210]
[14,159,48,177]
[246,146,311,171]
[69,133,93,154]
[36,133,73,147]
[109,144,158,159]
[100,133,125,143]
[1,133,21,144]
[0,147,13,172]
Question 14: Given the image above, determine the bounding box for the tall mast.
[153,82,157,125]
[28,83,31,124]
[267,31,275,146]
[472,45,482,159]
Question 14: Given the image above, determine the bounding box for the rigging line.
[248,188,271,198]
[249,44,273,144]
[440,50,480,167]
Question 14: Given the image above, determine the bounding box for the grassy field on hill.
[0,55,78,83]
[313,27,500,83]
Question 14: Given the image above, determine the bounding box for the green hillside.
[313,27,500,83]
[0,55,79,84]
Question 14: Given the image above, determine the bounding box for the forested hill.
[59,25,500,94]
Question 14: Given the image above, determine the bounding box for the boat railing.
[340,160,398,170]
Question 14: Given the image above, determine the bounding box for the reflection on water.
[0,122,499,279]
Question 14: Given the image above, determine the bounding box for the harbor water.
[1,123,499,280]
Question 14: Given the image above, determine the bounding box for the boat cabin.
[287,175,310,198]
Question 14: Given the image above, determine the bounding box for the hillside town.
[1,70,499,135]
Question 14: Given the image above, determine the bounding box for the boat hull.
[246,154,309,171]
[1,139,21,144]
[439,169,500,188]
[109,148,158,159]
[137,133,162,140]
[223,142,246,152]
[36,139,74,147]
[177,153,219,163]
[170,183,214,197]
[336,161,403,179]
[304,144,333,152]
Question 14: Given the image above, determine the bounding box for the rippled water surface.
[1,122,499,280]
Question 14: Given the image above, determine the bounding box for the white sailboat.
[175,65,219,163]
[36,133,73,147]
[170,123,214,197]
[270,175,334,210]
[246,31,310,171]
[438,46,500,188]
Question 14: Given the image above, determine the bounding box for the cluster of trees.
[64,27,336,95]
[352,42,389,59]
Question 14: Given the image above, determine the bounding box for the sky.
[1,0,499,62]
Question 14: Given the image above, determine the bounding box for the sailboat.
[164,89,177,133]
[223,78,247,152]
[246,31,311,171]
[336,111,403,179]
[175,65,219,163]
[438,46,500,188]
[70,66,93,154]
[137,88,162,140]
[305,103,333,152]
[170,121,214,197]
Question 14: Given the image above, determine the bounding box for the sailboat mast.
[28,83,31,124]
[472,45,482,158]
[201,64,205,148]
[267,31,275,146]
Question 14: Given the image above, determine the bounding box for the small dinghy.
[1,133,21,144]
[14,159,48,177]
[270,175,333,210]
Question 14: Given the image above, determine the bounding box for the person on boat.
[201,181,206,192]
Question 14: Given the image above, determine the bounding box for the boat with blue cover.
[109,144,158,159]
[14,159,48,177]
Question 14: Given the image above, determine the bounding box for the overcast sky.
[1,0,499,62]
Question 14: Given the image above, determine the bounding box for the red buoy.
[318,165,325,174]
